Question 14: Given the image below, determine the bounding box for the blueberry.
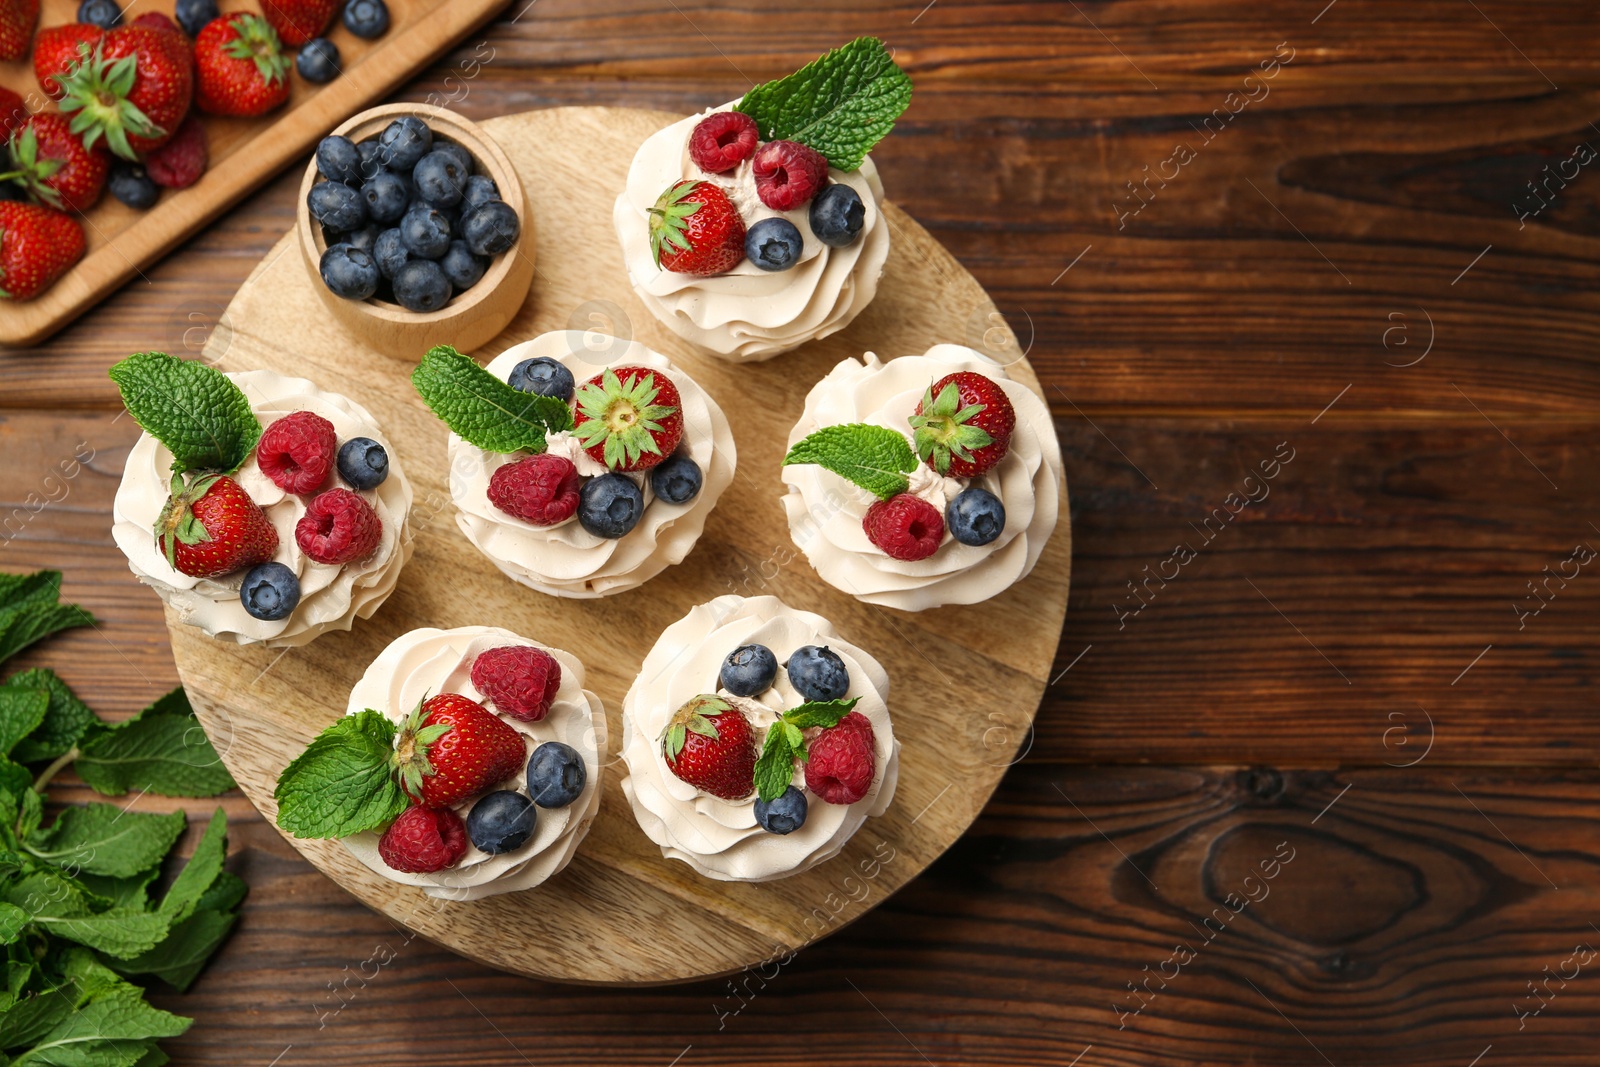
[342,0,389,37]
[745,217,803,271]
[461,199,519,256]
[360,170,409,224]
[439,240,486,290]
[461,173,499,211]
[355,138,384,181]
[319,243,379,300]
[433,140,473,177]
[466,791,536,854]
[307,179,366,230]
[296,37,341,83]
[507,356,574,401]
[240,562,300,621]
[339,223,378,253]
[577,474,643,539]
[411,148,468,208]
[398,204,450,259]
[174,0,217,35]
[107,159,157,209]
[391,259,452,312]
[526,742,586,808]
[947,487,1005,546]
[314,135,363,186]
[649,453,702,505]
[720,644,777,697]
[754,786,808,835]
[786,645,850,702]
[376,114,429,171]
[337,437,389,490]
[372,227,408,280]
[76,0,120,28]
[809,183,865,248]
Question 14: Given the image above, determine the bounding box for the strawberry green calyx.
[223,14,291,87]
[0,127,65,209]
[647,181,705,268]
[908,381,992,475]
[659,694,731,762]
[390,695,452,801]
[156,471,221,570]
[56,42,163,161]
[574,367,678,470]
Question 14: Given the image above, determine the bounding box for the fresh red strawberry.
[392,693,525,807]
[132,12,196,79]
[156,472,279,578]
[195,13,289,118]
[295,488,380,564]
[487,453,580,526]
[377,805,467,873]
[256,409,335,493]
[144,114,206,188]
[0,0,39,61]
[0,202,85,300]
[688,110,758,174]
[752,139,828,211]
[130,11,182,35]
[2,113,109,212]
[909,371,1017,477]
[259,0,338,47]
[54,26,194,160]
[0,87,29,140]
[863,492,944,561]
[471,644,562,723]
[804,710,876,805]
[35,24,104,100]
[572,366,682,472]
[648,179,745,275]
[659,695,756,801]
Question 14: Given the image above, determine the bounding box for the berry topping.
[909,371,1016,477]
[377,805,467,873]
[573,366,682,472]
[745,217,803,272]
[337,436,389,490]
[239,560,300,621]
[947,486,1005,546]
[256,410,336,494]
[754,785,808,834]
[659,694,757,801]
[465,790,536,855]
[809,183,864,247]
[508,356,575,401]
[648,180,745,275]
[803,710,876,805]
[687,110,759,174]
[526,741,586,808]
[156,473,278,578]
[487,453,581,527]
[720,644,777,697]
[864,492,944,561]
[470,644,561,723]
[295,487,381,564]
[649,453,702,505]
[393,692,525,807]
[751,139,827,211]
[785,645,849,702]
[577,474,644,539]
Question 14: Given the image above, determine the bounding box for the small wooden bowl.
[296,103,536,361]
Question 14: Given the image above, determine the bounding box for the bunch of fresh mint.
[0,569,242,1066]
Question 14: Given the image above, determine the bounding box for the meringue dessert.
[781,344,1063,612]
[621,595,898,882]
[275,626,605,901]
[416,332,735,598]
[611,37,908,361]
[109,354,412,647]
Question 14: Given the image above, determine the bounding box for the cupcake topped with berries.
[414,332,735,598]
[612,37,909,362]
[109,354,412,646]
[274,626,605,900]
[620,595,897,882]
[781,344,1064,612]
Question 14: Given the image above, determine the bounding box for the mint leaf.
[37,911,173,962]
[783,423,917,500]
[193,870,246,914]
[74,870,159,911]
[26,806,186,879]
[274,711,407,839]
[412,345,574,454]
[783,697,858,731]
[0,901,28,942]
[107,352,262,475]
[13,988,189,1064]
[753,727,798,803]
[0,571,65,614]
[157,809,226,922]
[7,670,98,764]
[75,713,234,799]
[0,602,96,669]
[737,36,913,171]
[110,909,236,992]
[0,688,49,758]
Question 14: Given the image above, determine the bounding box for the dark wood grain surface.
[3,0,1598,1062]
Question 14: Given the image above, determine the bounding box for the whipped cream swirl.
[612,103,891,362]
[781,345,1063,612]
[111,370,413,647]
[448,331,735,598]
[620,595,898,882]
[341,626,606,900]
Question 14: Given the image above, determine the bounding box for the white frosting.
[111,370,414,647]
[612,103,891,362]
[620,595,898,882]
[781,345,1063,612]
[448,331,735,598]
[340,626,605,900]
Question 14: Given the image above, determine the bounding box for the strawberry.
[572,366,683,472]
[259,0,338,47]
[54,26,195,160]
[130,11,183,35]
[0,88,28,141]
[35,24,104,100]
[391,692,525,808]
[0,202,85,300]
[155,472,279,578]
[0,0,38,61]
[2,113,110,213]
[647,179,745,275]
[659,694,757,801]
[909,371,1017,477]
[195,13,289,118]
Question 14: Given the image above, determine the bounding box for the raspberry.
[752,140,828,211]
[487,453,581,525]
[256,410,336,494]
[296,488,382,564]
[377,806,468,873]
[471,644,562,722]
[688,110,759,174]
[145,115,208,189]
[863,493,944,561]
[805,711,876,805]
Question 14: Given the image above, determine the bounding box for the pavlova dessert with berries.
[612,37,909,362]
[274,626,604,900]
[413,333,735,598]
[109,352,412,646]
[620,595,897,882]
[782,344,1063,611]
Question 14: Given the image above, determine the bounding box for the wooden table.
[2,2,1596,1062]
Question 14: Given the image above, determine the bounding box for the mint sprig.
[753,698,858,802]
[273,709,409,839]
[108,352,262,475]
[737,36,913,171]
[783,424,917,501]
[411,345,575,455]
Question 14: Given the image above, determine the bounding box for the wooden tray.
[170,106,1072,985]
[0,0,510,348]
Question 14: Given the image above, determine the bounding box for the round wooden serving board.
[172,106,1071,985]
